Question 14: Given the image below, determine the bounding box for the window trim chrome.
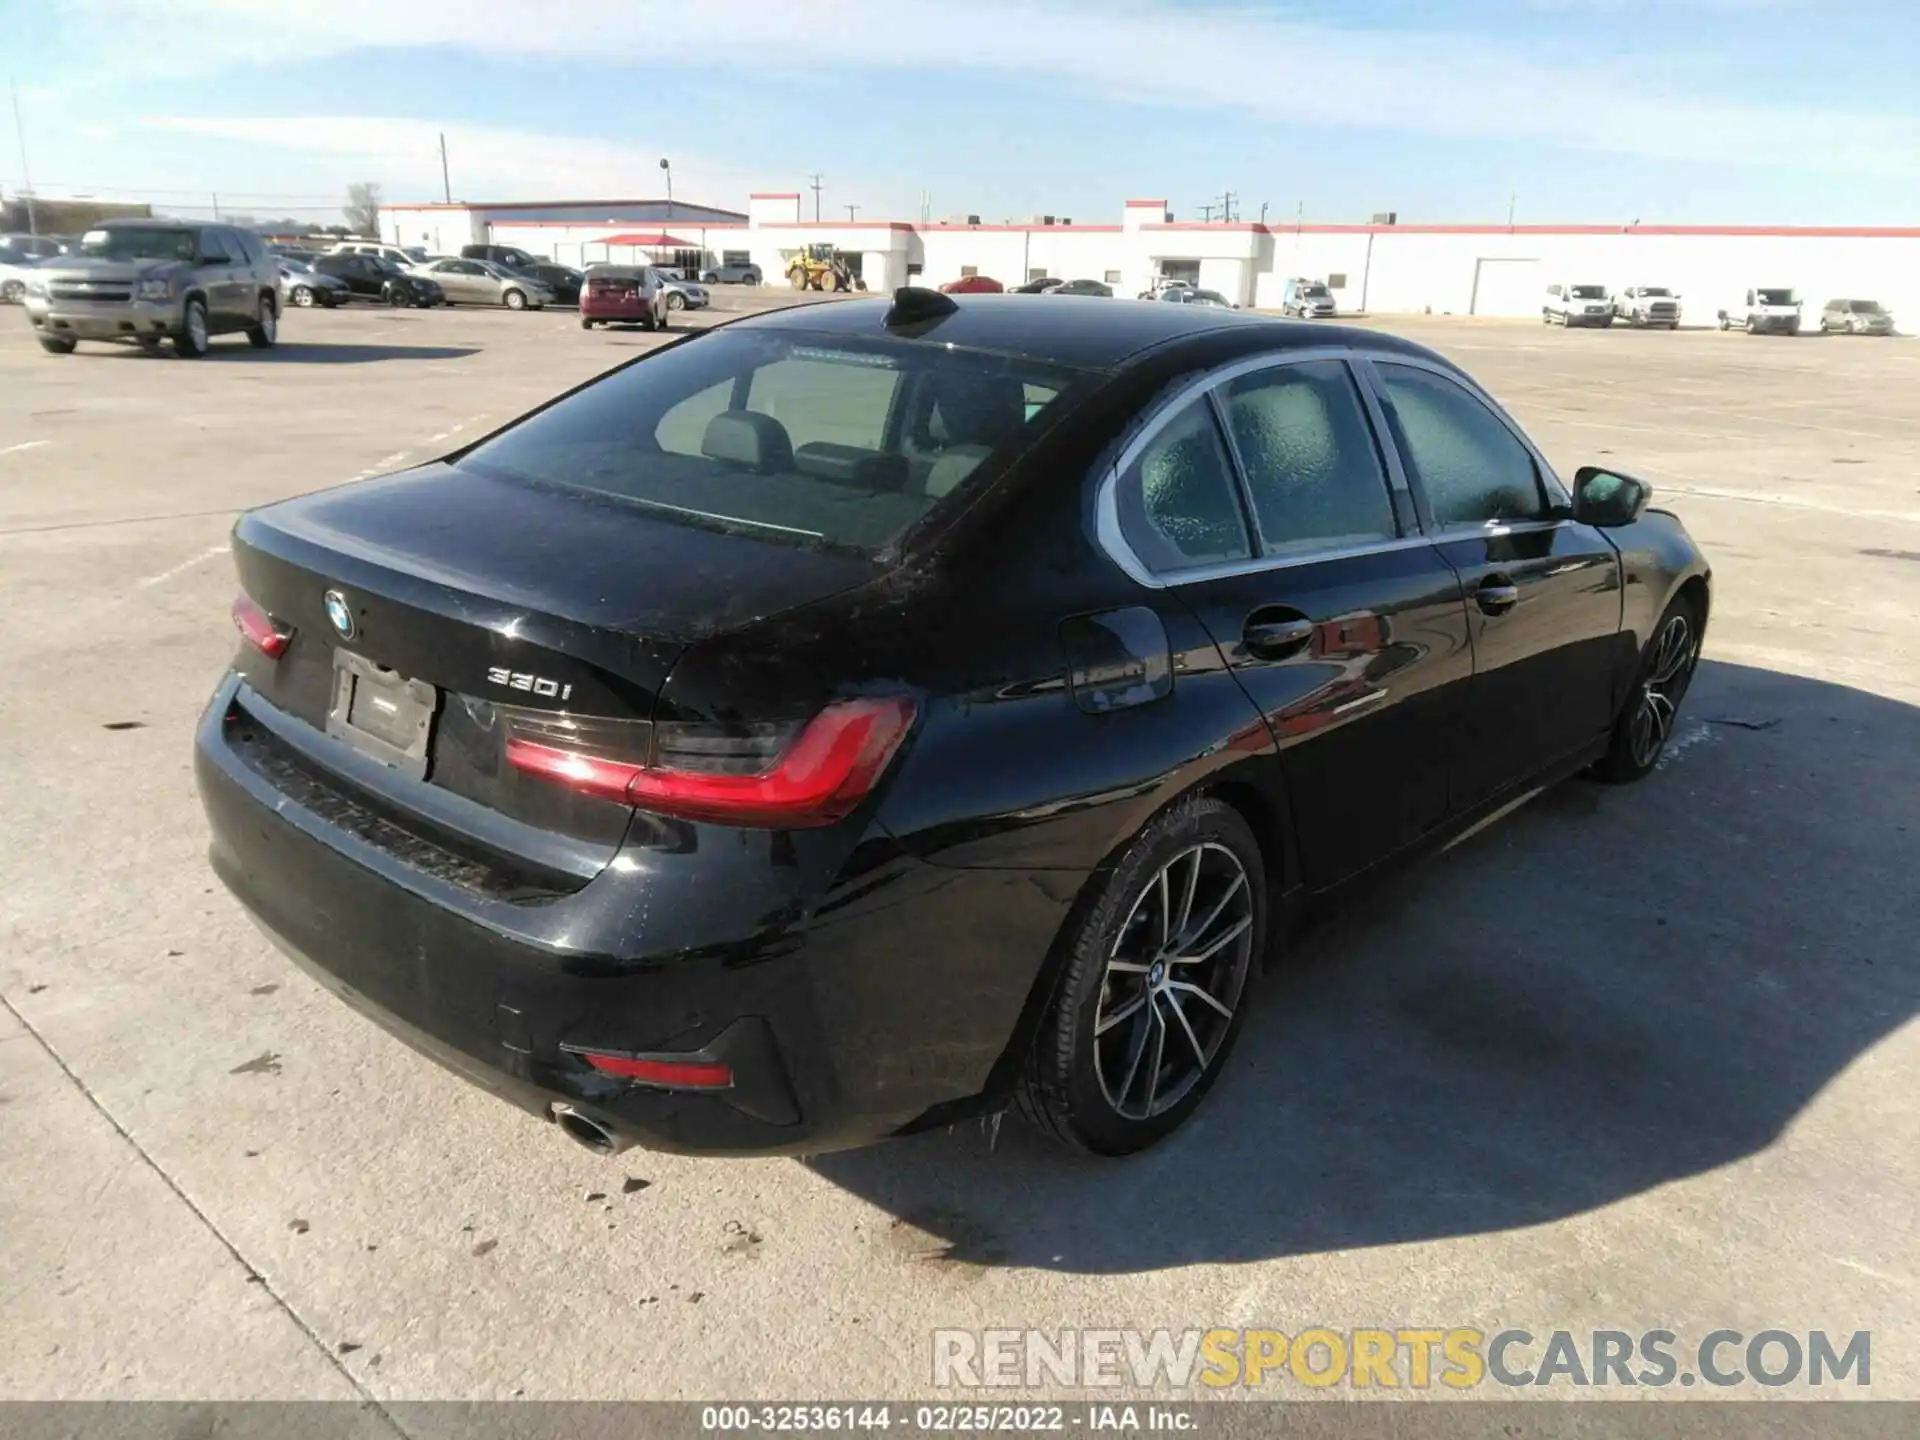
[1094,345,1431,591]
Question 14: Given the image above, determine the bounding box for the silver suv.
[22,218,280,357]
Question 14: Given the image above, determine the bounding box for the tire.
[38,335,77,355]
[291,285,316,308]
[743,274,758,286]
[504,289,527,311]
[174,298,209,358]
[2,279,25,304]
[665,291,686,311]
[701,272,718,284]
[1590,593,1703,784]
[580,316,597,330]
[137,337,163,354]
[1746,316,1758,334]
[789,269,807,290]
[1016,794,1266,1155]
[246,295,277,348]
[385,285,407,307]
[1718,315,1730,331]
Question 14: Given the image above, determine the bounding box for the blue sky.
[7,0,1919,226]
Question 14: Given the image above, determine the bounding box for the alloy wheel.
[1629,613,1696,768]
[1093,842,1253,1120]
[186,304,208,350]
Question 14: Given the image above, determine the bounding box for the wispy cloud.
[143,116,762,205]
[62,0,1920,177]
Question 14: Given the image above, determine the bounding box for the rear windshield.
[456,329,1086,556]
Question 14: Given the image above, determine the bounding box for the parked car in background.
[939,274,1004,294]
[2,233,69,263]
[1279,278,1337,319]
[415,257,553,310]
[332,242,426,269]
[1049,279,1114,298]
[1820,298,1894,335]
[1544,282,1614,327]
[519,263,583,305]
[278,259,350,309]
[461,243,542,272]
[311,252,442,308]
[1614,285,1681,328]
[1138,277,1197,300]
[701,261,763,285]
[578,264,668,330]
[1012,278,1066,294]
[1159,287,1237,310]
[197,289,1712,1160]
[657,275,710,313]
[22,218,280,356]
[1718,288,1801,335]
[1,254,49,304]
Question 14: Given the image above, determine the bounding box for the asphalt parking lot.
[1,295,1915,1403]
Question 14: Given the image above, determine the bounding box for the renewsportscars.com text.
[932,1328,1870,1391]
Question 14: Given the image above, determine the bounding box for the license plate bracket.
[326,650,438,780]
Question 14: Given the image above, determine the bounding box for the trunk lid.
[227,462,880,885]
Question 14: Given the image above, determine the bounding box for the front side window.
[1377,364,1548,527]
[459,329,1083,556]
[1218,362,1397,556]
[1115,402,1252,574]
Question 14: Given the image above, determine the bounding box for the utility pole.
[210,192,221,220]
[9,78,37,236]
[1220,191,1237,223]
[1507,193,1516,228]
[1199,201,1217,223]
[439,132,451,203]
[1259,201,1269,225]
[807,173,824,224]
[844,203,860,222]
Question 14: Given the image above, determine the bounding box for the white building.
[380,193,1920,324]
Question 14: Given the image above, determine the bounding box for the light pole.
[660,157,673,217]
[845,203,860,222]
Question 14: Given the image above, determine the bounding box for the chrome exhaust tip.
[551,1103,631,1155]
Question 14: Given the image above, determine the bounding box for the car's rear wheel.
[137,337,162,354]
[1018,795,1265,1155]
[174,299,209,358]
[38,335,77,355]
[1592,594,1703,784]
[580,316,596,330]
[247,295,277,348]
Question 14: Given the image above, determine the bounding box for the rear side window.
[1115,402,1252,573]
[1217,361,1396,556]
[460,329,1084,555]
[1376,364,1547,526]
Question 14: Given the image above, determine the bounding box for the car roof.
[95,217,210,229]
[725,293,1439,369]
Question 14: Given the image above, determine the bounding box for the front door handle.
[1243,610,1315,660]
[1476,576,1521,616]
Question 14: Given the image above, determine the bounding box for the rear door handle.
[1476,577,1521,616]
[1243,610,1316,660]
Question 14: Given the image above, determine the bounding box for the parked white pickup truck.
[1718,287,1801,335]
[1614,285,1681,329]
[1543,282,1614,327]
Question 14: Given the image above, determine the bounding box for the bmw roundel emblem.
[324,589,356,641]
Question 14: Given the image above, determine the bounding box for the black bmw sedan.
[197,290,1710,1158]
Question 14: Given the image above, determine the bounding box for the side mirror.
[1572,466,1653,528]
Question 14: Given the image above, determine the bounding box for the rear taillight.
[580,1052,733,1088]
[503,696,916,828]
[231,593,290,658]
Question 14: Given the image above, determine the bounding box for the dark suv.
[22,219,280,356]
[311,253,442,307]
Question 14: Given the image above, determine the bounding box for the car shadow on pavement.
[809,659,1920,1273]
[240,344,482,364]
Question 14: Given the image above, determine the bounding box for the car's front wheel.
[38,335,77,355]
[2,279,26,304]
[174,298,210,357]
[291,285,316,308]
[1018,795,1265,1155]
[664,291,686,311]
[1592,594,1703,783]
[504,289,527,311]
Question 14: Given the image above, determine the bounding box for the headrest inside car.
[794,442,910,492]
[701,411,794,474]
